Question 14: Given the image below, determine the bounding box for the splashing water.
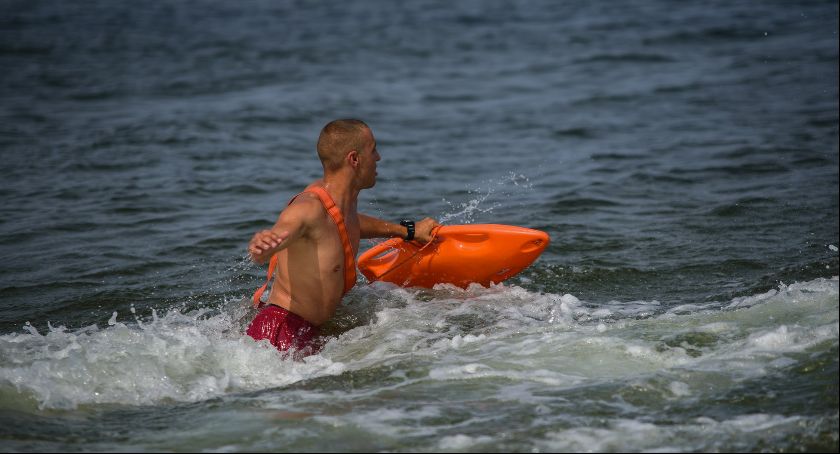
[439,172,533,224]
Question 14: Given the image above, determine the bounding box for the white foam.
[727,288,779,309]
[724,413,803,432]
[539,414,808,452]
[0,303,346,409]
[541,419,666,452]
[748,325,794,349]
[342,277,837,390]
[1,277,836,411]
[668,381,692,397]
[438,434,494,450]
[313,405,443,439]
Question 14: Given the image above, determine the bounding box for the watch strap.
[400,219,415,241]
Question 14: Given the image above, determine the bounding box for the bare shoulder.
[283,192,327,228]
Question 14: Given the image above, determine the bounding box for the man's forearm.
[359,213,408,239]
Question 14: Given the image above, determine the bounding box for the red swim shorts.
[246,304,322,359]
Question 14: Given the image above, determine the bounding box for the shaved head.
[316,119,371,172]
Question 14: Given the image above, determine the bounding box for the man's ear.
[347,150,360,169]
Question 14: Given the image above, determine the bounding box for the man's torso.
[267,189,359,326]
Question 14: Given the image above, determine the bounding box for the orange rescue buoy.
[357,224,550,288]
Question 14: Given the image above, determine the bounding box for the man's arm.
[359,213,440,243]
[248,197,321,264]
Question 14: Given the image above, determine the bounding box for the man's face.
[359,129,380,189]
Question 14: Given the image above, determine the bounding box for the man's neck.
[320,174,359,212]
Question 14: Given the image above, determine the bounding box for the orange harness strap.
[252,255,278,308]
[252,187,357,308]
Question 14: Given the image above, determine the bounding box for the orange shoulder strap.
[305,186,357,295]
[251,187,357,308]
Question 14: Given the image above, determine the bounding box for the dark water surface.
[1,1,838,452]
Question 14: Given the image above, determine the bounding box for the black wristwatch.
[400,219,415,241]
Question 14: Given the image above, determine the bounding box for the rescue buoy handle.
[370,225,442,282]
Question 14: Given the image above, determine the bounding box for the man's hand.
[414,217,441,244]
[248,230,289,264]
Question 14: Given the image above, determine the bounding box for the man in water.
[246,119,439,357]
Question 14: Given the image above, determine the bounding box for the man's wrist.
[399,219,415,241]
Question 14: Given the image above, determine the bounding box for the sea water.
[1,0,837,451]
